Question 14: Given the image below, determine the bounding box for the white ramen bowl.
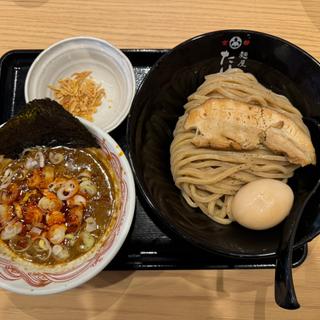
[0,119,135,295]
[24,37,136,132]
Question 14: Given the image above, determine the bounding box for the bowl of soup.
[127,30,320,258]
[0,102,135,294]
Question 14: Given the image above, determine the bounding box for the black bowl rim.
[127,29,320,258]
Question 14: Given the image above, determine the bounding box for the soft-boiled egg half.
[231,179,294,230]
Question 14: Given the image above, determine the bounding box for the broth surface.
[0,146,117,265]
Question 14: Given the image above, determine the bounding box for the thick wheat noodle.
[197,183,240,195]
[170,68,309,225]
[189,74,303,116]
[171,147,291,166]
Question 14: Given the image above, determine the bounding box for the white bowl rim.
[24,36,136,133]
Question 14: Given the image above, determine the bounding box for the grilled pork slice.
[184,98,316,166]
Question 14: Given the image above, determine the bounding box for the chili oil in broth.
[0,146,117,265]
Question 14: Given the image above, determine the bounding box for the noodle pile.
[170,68,307,225]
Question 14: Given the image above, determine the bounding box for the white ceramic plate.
[24,37,136,133]
[0,119,135,295]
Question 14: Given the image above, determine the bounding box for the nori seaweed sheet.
[0,99,99,158]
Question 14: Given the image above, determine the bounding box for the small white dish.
[24,37,136,132]
[0,119,136,295]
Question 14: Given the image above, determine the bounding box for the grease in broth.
[0,146,118,265]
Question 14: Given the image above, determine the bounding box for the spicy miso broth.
[0,146,119,265]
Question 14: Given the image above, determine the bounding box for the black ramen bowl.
[127,30,320,258]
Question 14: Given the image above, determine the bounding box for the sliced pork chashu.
[183,98,316,166]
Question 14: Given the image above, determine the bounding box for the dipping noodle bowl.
[127,30,320,257]
[0,99,135,294]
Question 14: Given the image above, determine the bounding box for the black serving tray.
[0,49,307,270]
